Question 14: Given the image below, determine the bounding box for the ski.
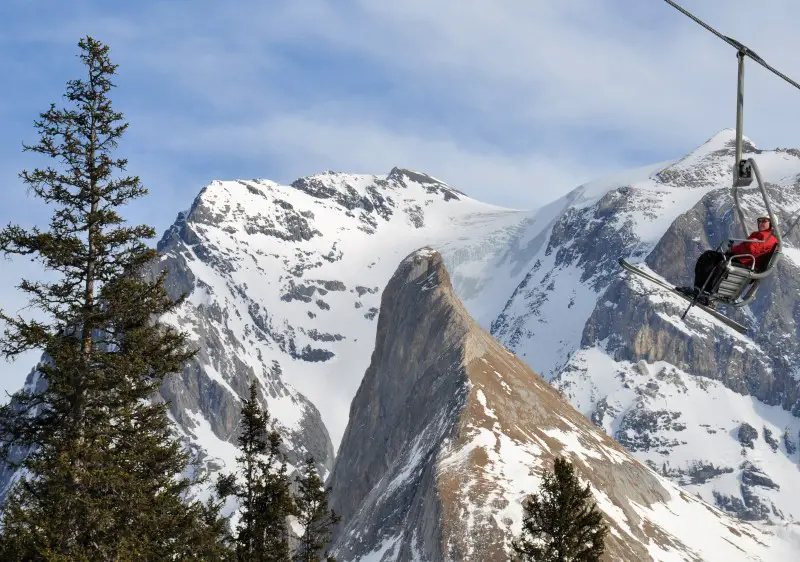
[618,258,748,335]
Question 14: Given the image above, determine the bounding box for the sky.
[1,0,800,396]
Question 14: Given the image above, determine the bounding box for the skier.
[676,216,778,306]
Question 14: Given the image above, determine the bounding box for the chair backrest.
[714,265,754,301]
[758,241,782,272]
[754,238,779,272]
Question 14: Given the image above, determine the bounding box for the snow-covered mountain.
[145,166,540,478]
[4,128,800,549]
[327,247,798,561]
[141,127,800,531]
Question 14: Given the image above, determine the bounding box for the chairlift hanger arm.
[732,158,783,281]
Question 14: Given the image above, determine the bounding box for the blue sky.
[2,0,800,392]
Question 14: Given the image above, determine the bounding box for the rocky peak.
[161,168,470,250]
[386,167,442,185]
[328,248,792,561]
[290,172,392,214]
[328,247,467,526]
[701,128,758,155]
[386,167,465,200]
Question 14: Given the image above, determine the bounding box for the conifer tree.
[293,456,340,562]
[0,36,231,560]
[217,379,296,561]
[512,456,608,562]
[259,443,296,562]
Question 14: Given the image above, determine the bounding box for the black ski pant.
[694,250,727,291]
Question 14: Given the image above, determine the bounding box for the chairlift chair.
[698,157,783,309]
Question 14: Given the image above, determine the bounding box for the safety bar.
[726,254,756,270]
[728,238,772,244]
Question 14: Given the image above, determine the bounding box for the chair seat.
[714,265,756,300]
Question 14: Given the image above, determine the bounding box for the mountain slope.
[114,131,800,530]
[490,130,800,523]
[491,130,773,377]
[328,247,798,561]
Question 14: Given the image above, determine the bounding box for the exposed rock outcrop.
[328,248,792,561]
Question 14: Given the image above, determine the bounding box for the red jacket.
[729,229,778,270]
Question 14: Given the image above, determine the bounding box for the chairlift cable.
[662,0,800,93]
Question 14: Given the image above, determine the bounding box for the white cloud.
[159,112,605,210]
[14,0,800,190]
[4,0,800,398]
[253,0,800,148]
[60,0,799,209]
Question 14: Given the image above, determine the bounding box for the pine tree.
[293,457,340,562]
[0,36,231,560]
[512,456,608,562]
[217,379,296,561]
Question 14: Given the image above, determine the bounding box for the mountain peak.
[394,246,451,289]
[650,128,759,188]
[387,166,455,188]
[701,128,756,153]
[160,166,480,251]
[700,127,755,148]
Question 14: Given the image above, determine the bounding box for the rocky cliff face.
[327,248,797,561]
[147,203,334,477]
[491,130,800,524]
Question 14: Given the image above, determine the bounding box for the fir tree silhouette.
[0,36,231,560]
[512,456,608,562]
[217,379,296,561]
